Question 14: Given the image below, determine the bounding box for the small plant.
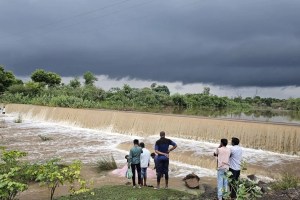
[35,159,90,200]
[0,147,29,200]
[96,155,117,171]
[271,172,300,190]
[14,115,23,123]
[38,134,52,141]
[223,171,263,200]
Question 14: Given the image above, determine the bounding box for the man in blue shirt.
[154,131,177,189]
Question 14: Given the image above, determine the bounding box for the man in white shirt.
[140,142,151,186]
[229,137,243,199]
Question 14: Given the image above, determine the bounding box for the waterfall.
[6,104,300,155]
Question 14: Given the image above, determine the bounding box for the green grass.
[57,185,196,200]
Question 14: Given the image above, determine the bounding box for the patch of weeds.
[271,172,300,190]
[14,115,23,123]
[96,155,117,171]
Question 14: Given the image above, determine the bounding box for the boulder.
[183,173,200,189]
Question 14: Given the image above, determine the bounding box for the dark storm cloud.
[1,0,300,87]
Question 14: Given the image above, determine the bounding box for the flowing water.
[1,104,300,181]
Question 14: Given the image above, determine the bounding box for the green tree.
[69,77,81,88]
[31,69,61,87]
[151,84,170,95]
[0,148,29,200]
[202,87,210,95]
[0,66,19,93]
[83,71,97,86]
[35,159,89,200]
[47,72,62,87]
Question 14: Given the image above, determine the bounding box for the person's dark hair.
[232,137,240,146]
[140,142,145,148]
[150,153,156,158]
[160,131,165,137]
[220,138,228,146]
[133,139,139,145]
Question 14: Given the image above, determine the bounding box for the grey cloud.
[1,0,300,87]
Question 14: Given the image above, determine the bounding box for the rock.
[125,181,131,185]
[257,181,269,193]
[183,173,200,189]
[247,174,258,182]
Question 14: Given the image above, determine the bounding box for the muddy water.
[1,112,300,199]
[1,113,300,179]
[6,104,300,154]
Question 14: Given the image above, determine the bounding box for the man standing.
[154,131,177,189]
[129,139,143,188]
[140,142,151,186]
[214,138,230,200]
[229,137,243,199]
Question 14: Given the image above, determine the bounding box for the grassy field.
[57,185,196,200]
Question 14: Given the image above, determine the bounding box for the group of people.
[214,137,242,200]
[125,131,242,199]
[127,131,177,189]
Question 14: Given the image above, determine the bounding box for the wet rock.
[183,173,200,189]
[257,180,270,193]
[125,181,131,186]
[247,174,258,182]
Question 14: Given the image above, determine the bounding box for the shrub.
[14,114,23,123]
[0,148,29,200]
[35,159,90,200]
[271,173,300,190]
[96,156,117,171]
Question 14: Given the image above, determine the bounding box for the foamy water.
[1,113,299,179]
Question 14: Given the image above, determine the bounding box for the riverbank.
[19,165,216,200]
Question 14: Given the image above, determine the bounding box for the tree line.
[1,65,300,112]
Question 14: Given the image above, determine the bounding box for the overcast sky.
[1,0,300,98]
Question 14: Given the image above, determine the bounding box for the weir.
[6,104,300,154]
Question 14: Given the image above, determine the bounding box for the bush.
[14,114,22,123]
[96,156,117,171]
[271,173,300,190]
[0,148,29,200]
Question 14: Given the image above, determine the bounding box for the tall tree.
[31,69,61,87]
[0,65,19,93]
[83,71,98,86]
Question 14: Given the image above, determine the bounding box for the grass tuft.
[271,172,300,190]
[14,114,23,123]
[96,156,117,171]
